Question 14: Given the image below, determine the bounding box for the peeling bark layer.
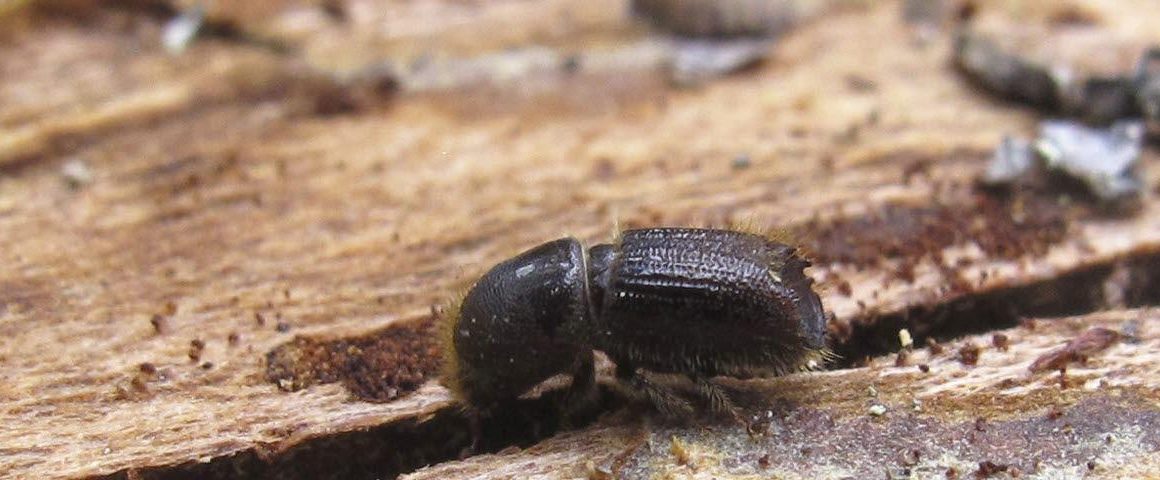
[2,1,1160,479]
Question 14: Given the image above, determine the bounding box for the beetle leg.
[559,349,598,425]
[693,377,742,423]
[458,408,483,459]
[615,363,693,417]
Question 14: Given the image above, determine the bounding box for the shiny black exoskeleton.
[440,228,827,416]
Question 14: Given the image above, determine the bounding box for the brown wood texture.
[2,1,1159,479]
[406,308,1160,479]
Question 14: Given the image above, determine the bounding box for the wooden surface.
[2,1,1159,479]
[406,309,1160,479]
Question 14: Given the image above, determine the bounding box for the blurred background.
[3,1,1160,479]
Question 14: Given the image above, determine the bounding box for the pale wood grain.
[2,1,1159,478]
